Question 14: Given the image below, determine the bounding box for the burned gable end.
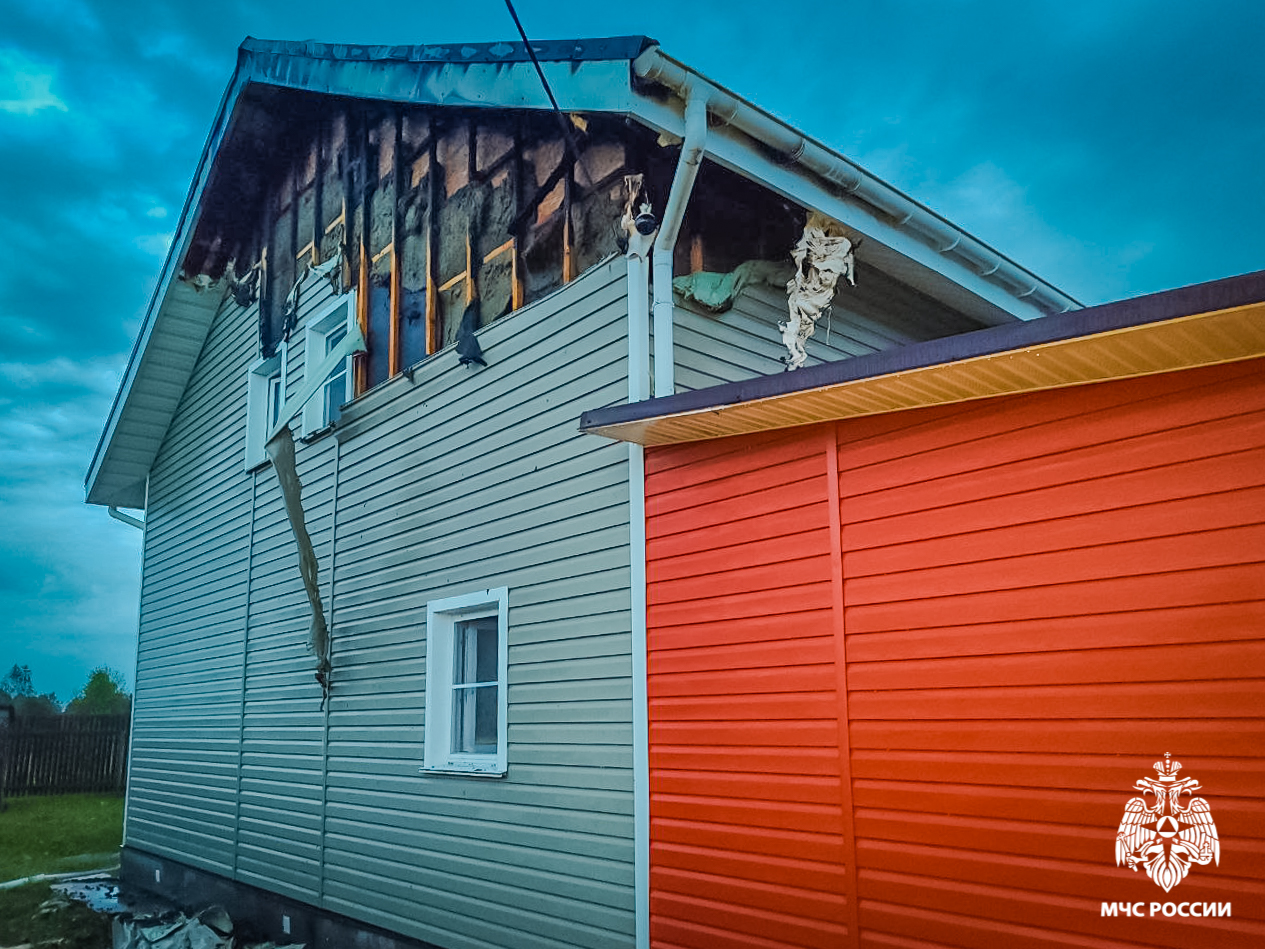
[183,87,674,389]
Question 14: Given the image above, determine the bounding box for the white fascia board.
[86,64,253,506]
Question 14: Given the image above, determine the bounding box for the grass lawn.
[0,793,124,883]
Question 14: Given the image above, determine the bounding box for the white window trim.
[301,292,357,437]
[244,345,286,470]
[422,587,509,777]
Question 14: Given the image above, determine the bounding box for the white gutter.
[652,90,708,398]
[107,506,145,530]
[120,475,149,849]
[633,48,1080,317]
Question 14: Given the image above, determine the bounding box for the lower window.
[422,588,508,776]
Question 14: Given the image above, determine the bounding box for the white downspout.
[627,250,652,403]
[652,90,708,398]
[623,216,655,949]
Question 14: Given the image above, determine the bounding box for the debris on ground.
[40,875,305,949]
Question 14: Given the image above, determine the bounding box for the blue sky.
[2,0,1262,704]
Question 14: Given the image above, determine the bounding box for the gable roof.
[87,35,1081,509]
[579,269,1265,445]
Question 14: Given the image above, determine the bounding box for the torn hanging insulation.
[782,212,856,369]
[672,259,792,314]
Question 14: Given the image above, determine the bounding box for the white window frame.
[422,587,509,777]
[244,345,286,470]
[301,293,356,437]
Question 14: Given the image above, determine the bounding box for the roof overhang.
[580,269,1265,446]
[87,35,1080,508]
[627,48,1081,325]
[86,37,657,509]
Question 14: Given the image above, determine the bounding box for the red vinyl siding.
[645,359,1265,948]
[646,432,853,949]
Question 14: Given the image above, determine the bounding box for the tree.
[1,664,34,698]
[0,664,59,716]
[66,667,131,716]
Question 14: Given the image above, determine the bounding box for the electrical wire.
[502,0,594,187]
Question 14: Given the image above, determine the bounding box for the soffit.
[86,280,222,507]
[581,277,1265,446]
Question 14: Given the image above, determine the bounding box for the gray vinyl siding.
[127,250,971,949]
[671,276,986,391]
[237,276,339,903]
[130,282,254,876]
[322,261,633,949]
[129,259,635,949]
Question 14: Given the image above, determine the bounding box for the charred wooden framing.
[183,86,823,395]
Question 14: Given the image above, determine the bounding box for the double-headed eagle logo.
[1115,753,1220,892]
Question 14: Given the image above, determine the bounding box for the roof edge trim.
[86,51,253,499]
[580,268,1265,442]
[632,46,1082,316]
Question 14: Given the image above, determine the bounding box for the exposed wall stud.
[483,238,522,313]
[389,108,403,377]
[313,116,326,258]
[355,110,369,394]
[465,226,474,305]
[425,118,440,354]
[562,167,574,282]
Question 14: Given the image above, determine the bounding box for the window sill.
[419,764,507,779]
[299,418,340,443]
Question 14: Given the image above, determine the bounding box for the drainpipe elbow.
[108,506,145,530]
[652,88,710,398]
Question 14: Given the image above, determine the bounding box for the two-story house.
[86,35,1078,949]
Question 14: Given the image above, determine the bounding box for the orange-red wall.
[644,359,1265,948]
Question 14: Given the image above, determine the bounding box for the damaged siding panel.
[322,264,635,949]
[128,291,256,877]
[237,280,343,903]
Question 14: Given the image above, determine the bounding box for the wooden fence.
[0,714,130,798]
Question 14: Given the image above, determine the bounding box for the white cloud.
[0,48,68,115]
[135,231,174,260]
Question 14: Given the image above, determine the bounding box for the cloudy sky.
[2,0,1262,704]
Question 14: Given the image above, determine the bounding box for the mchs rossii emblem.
[1115,753,1220,892]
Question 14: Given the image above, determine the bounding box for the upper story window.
[302,293,357,436]
[422,587,509,776]
[244,347,286,470]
